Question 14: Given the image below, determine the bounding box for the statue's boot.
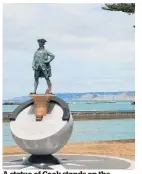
[45,88,51,94]
[30,92,36,94]
[45,83,53,94]
[45,88,54,95]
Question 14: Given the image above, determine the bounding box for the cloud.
[3,3,135,99]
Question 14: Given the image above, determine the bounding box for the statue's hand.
[47,52,55,59]
[32,66,36,70]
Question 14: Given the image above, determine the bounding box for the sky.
[3,3,135,100]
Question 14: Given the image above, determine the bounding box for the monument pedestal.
[23,154,60,169]
[29,94,54,121]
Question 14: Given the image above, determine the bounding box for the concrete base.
[3,154,135,170]
[22,154,60,169]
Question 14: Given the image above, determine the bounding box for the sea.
[3,119,135,146]
[3,100,135,145]
[3,100,135,112]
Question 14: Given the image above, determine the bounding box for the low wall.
[3,110,135,121]
[71,110,135,120]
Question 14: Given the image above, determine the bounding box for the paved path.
[3,154,134,170]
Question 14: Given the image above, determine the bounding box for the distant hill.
[4,91,135,102]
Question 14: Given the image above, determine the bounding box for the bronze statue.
[30,39,55,94]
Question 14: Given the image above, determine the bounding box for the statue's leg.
[33,70,40,94]
[43,70,52,93]
[46,78,52,90]
[44,77,52,94]
[34,79,39,93]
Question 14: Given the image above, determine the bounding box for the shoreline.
[3,139,135,160]
[3,110,135,121]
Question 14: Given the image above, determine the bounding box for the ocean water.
[69,100,134,111]
[3,119,135,146]
[3,100,135,112]
[3,105,19,112]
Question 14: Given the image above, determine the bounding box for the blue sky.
[3,3,135,100]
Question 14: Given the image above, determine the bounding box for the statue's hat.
[37,38,47,43]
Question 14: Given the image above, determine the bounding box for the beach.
[3,139,135,160]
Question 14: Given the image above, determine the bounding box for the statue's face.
[38,41,44,47]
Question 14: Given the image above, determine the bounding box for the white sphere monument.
[9,95,73,166]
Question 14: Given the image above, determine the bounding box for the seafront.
[72,110,135,120]
[3,110,135,121]
[3,101,135,160]
[3,139,135,160]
